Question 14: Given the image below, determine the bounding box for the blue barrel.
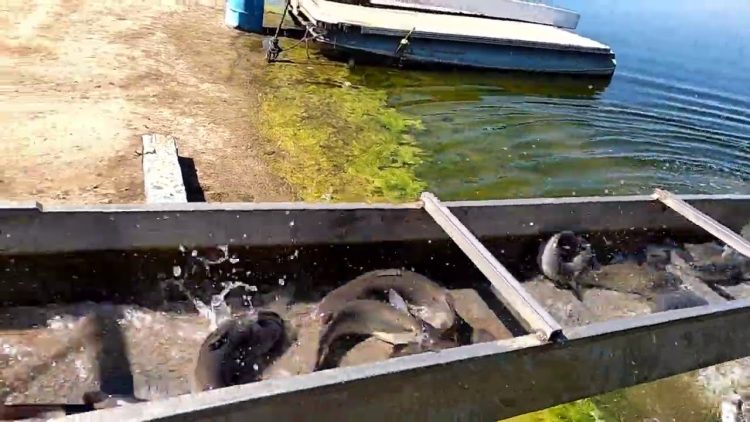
[225,0,265,33]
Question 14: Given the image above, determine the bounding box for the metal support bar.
[653,189,750,258]
[62,299,750,422]
[420,192,562,341]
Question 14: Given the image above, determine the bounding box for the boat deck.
[368,0,581,30]
[293,0,612,54]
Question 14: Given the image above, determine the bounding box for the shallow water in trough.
[2,228,746,420]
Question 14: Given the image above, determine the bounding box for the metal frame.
[62,299,750,421]
[654,188,750,258]
[421,193,561,340]
[2,193,750,254]
[3,191,750,420]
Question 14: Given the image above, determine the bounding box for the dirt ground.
[1,0,293,204]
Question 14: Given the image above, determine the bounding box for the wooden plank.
[420,192,561,340]
[1,195,750,254]
[141,134,188,204]
[62,299,750,422]
[654,189,750,258]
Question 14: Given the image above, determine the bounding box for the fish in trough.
[316,269,457,332]
[192,310,287,392]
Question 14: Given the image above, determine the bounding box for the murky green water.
[352,0,750,200]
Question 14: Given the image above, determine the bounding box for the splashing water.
[161,278,256,330]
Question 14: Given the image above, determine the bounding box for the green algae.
[503,398,608,422]
[258,41,426,202]
[592,373,718,422]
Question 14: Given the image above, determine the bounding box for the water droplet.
[289,220,295,227]
[172,266,182,277]
[278,279,285,286]
[529,222,534,226]
[253,363,259,371]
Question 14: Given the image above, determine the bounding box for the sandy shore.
[1,0,292,204]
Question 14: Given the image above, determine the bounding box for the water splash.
[161,278,256,330]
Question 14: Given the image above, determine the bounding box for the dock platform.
[291,0,616,74]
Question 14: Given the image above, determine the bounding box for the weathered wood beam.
[141,134,188,204]
[421,192,561,340]
[63,299,750,422]
[654,188,750,258]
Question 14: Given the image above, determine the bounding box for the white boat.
[289,0,616,75]
[364,0,581,29]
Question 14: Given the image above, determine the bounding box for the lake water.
[355,0,750,200]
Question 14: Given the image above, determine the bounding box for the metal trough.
[1,192,749,420]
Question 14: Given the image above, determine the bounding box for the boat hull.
[318,30,616,75]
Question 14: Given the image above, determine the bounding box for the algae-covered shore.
[258,42,426,202]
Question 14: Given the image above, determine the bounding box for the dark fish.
[192,311,286,392]
[316,300,423,370]
[649,289,709,313]
[316,269,456,331]
[576,263,681,296]
[538,231,596,299]
[671,244,748,283]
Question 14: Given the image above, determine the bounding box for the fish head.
[556,231,580,261]
[406,295,456,332]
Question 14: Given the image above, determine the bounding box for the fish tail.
[571,282,584,301]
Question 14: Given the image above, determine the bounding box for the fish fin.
[371,331,418,345]
[388,289,410,313]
